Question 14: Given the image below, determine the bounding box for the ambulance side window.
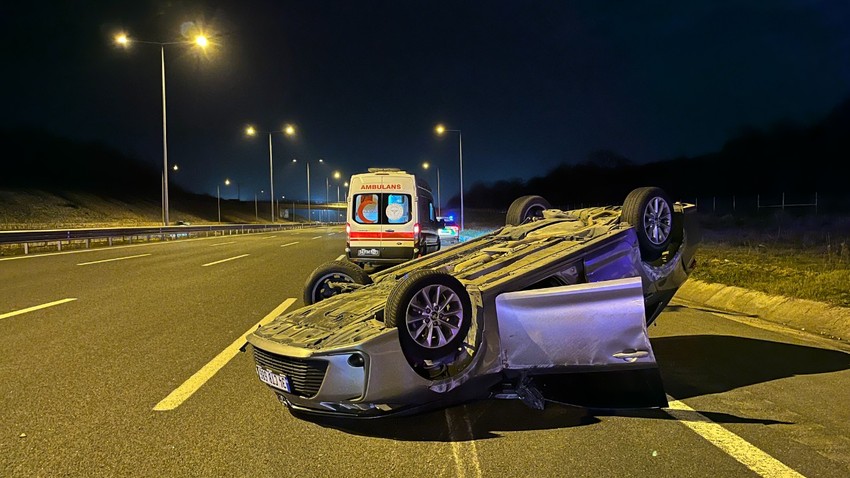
[353,194,379,224]
[386,194,411,224]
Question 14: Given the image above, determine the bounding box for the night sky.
[3,1,849,203]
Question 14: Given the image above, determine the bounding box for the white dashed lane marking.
[76,254,151,266]
[0,298,78,321]
[201,254,249,267]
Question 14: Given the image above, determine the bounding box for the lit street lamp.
[254,189,264,222]
[245,124,296,222]
[422,162,441,217]
[114,29,212,226]
[334,171,342,202]
[165,164,181,224]
[324,170,344,223]
[435,124,463,230]
[217,178,230,223]
[331,171,344,221]
[292,158,323,222]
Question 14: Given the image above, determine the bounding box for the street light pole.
[343,180,349,221]
[434,124,464,230]
[160,45,170,226]
[307,161,311,222]
[437,166,441,218]
[115,32,210,226]
[458,131,464,231]
[245,124,295,223]
[217,179,230,224]
[423,162,442,218]
[268,132,274,222]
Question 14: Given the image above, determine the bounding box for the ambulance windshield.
[353,193,411,224]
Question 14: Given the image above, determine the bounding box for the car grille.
[252,347,329,398]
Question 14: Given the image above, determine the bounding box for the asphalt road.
[1,228,848,477]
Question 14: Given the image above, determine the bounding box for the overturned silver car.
[248,187,699,417]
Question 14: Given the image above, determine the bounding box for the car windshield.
[352,193,412,224]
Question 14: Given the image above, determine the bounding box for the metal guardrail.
[0,222,329,255]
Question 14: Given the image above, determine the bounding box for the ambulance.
[346,168,443,266]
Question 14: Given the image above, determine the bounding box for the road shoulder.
[676,279,850,342]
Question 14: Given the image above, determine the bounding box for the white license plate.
[357,248,380,257]
[256,365,291,392]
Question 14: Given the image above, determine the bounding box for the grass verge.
[692,233,850,308]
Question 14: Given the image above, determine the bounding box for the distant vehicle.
[344,168,442,267]
[175,220,191,226]
[436,216,459,244]
[249,187,700,417]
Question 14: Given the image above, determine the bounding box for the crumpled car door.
[495,276,667,408]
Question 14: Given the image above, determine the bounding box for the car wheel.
[506,195,551,226]
[303,260,373,305]
[621,187,673,261]
[385,269,472,361]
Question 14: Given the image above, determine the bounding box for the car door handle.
[386,229,395,232]
[613,350,649,362]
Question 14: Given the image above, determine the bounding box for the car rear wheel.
[621,187,673,261]
[385,269,472,361]
[303,260,373,305]
[506,195,552,226]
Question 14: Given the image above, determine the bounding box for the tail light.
[346,223,351,236]
[413,222,421,238]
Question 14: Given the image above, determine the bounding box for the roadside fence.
[690,192,820,215]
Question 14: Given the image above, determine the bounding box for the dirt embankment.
[0,189,276,229]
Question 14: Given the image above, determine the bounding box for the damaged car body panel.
[247,187,698,417]
[494,277,654,370]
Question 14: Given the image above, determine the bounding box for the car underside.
[248,187,699,417]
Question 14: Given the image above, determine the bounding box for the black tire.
[303,260,373,305]
[506,195,552,226]
[385,269,472,361]
[621,187,673,261]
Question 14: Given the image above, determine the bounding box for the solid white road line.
[0,298,78,321]
[153,297,297,411]
[76,253,152,266]
[209,241,237,247]
[444,407,483,478]
[444,410,466,478]
[201,254,249,267]
[666,397,805,478]
[280,242,300,248]
[463,408,483,477]
[311,236,322,240]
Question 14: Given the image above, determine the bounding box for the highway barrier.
[0,223,333,255]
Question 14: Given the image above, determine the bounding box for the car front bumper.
[248,331,458,418]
